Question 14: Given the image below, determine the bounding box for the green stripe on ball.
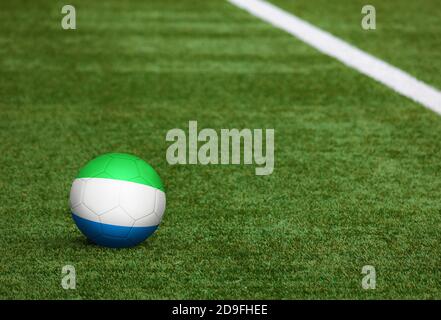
[77,153,164,192]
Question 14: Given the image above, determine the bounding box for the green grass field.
[1,0,441,299]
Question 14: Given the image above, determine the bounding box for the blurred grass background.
[1,0,441,299]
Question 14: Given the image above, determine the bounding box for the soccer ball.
[69,153,166,248]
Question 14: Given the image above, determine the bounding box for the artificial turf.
[1,0,441,299]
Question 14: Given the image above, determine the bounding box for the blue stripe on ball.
[72,213,158,248]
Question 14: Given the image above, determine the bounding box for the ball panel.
[93,236,135,248]
[71,203,100,222]
[99,220,133,239]
[100,206,135,228]
[131,177,149,186]
[133,213,160,227]
[105,157,139,180]
[72,213,102,240]
[136,159,164,191]
[119,180,156,220]
[127,225,158,246]
[154,190,166,220]
[77,154,112,179]
[69,179,84,208]
[94,172,115,179]
[109,153,141,161]
[83,178,120,215]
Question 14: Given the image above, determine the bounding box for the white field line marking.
[228,0,441,115]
